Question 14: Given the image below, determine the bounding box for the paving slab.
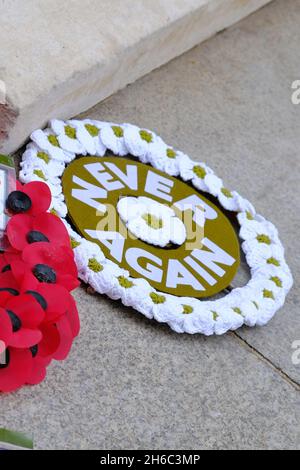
[77,0,300,384]
[4,0,300,449]
[1,288,299,450]
[0,0,271,154]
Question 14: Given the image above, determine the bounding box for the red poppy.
[38,323,61,357]
[0,293,44,349]
[0,307,13,347]
[53,316,73,360]
[0,303,80,392]
[65,295,80,338]
[0,271,20,297]
[0,267,75,323]
[0,301,80,392]
[28,304,80,381]
[27,349,52,386]
[0,344,55,391]
[0,249,22,272]
[0,181,80,393]
[27,283,75,323]
[0,348,33,393]
[37,302,80,361]
[11,242,79,292]
[7,212,70,251]
[15,181,51,216]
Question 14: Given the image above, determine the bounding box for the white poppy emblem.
[117,196,187,248]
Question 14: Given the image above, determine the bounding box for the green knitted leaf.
[112,126,123,138]
[267,257,280,266]
[65,125,77,139]
[85,123,99,137]
[48,135,60,147]
[263,289,274,299]
[37,151,50,164]
[211,310,219,321]
[270,276,282,287]
[257,234,271,245]
[221,187,233,198]
[88,258,103,273]
[118,276,134,288]
[150,292,165,304]
[70,238,80,249]
[33,169,46,181]
[139,130,153,143]
[166,148,176,158]
[182,304,193,314]
[193,165,206,179]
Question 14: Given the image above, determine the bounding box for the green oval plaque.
[62,156,240,297]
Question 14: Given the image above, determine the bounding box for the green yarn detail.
[256,234,271,245]
[34,169,46,181]
[182,304,193,314]
[88,258,103,273]
[263,289,274,300]
[142,213,163,230]
[270,276,282,288]
[150,292,166,304]
[252,301,259,309]
[48,134,60,147]
[139,130,153,143]
[246,211,254,220]
[193,165,206,179]
[37,151,50,164]
[211,311,218,321]
[70,238,80,249]
[267,257,280,266]
[166,148,176,158]
[85,123,99,137]
[112,126,123,138]
[233,307,242,315]
[118,276,134,289]
[50,208,58,216]
[65,125,76,139]
[221,187,233,198]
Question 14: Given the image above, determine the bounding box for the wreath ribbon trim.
[19,119,293,335]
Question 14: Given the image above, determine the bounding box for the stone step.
[0,0,271,153]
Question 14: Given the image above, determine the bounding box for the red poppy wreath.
[0,181,80,393]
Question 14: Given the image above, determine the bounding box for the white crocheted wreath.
[19,119,293,335]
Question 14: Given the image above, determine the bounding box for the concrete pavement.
[0,0,271,154]
[2,0,300,449]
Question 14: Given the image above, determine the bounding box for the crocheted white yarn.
[117,196,187,247]
[19,119,293,335]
